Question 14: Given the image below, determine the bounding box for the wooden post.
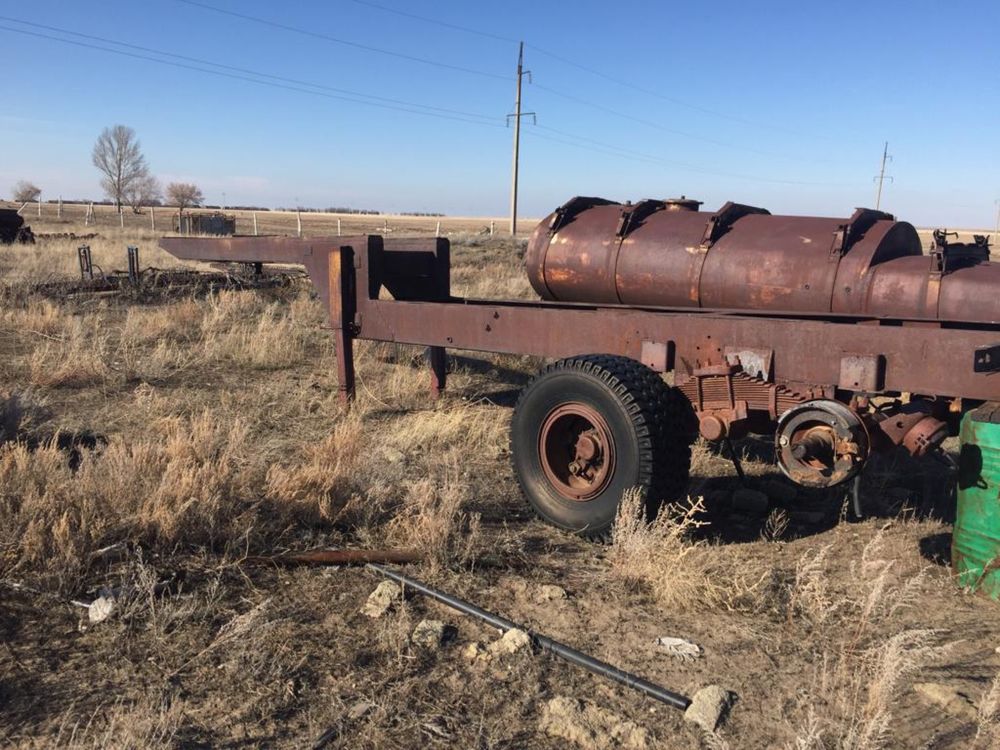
[150,206,155,231]
[337,218,341,236]
[297,209,302,237]
[57,197,62,219]
[383,217,388,234]
[435,220,441,236]
[119,209,124,229]
[37,198,42,218]
[253,212,258,235]
[490,220,495,236]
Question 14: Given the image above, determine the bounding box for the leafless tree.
[92,125,150,212]
[166,182,204,215]
[124,174,162,213]
[12,180,41,203]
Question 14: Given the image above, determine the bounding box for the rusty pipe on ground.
[366,563,691,711]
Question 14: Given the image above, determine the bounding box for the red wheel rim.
[538,402,615,501]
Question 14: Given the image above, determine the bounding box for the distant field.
[0,200,538,239]
[4,200,993,250]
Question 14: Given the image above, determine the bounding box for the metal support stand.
[127,245,140,285]
[724,437,747,484]
[77,245,93,281]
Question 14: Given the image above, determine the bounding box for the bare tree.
[124,174,162,213]
[166,182,204,215]
[12,180,41,203]
[92,125,150,212]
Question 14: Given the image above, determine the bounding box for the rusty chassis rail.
[159,234,1000,408]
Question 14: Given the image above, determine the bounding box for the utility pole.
[994,198,1000,246]
[873,141,893,210]
[507,42,534,236]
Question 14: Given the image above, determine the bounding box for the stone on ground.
[684,684,735,733]
[535,584,568,602]
[361,580,402,618]
[540,695,651,750]
[487,627,532,656]
[411,619,448,649]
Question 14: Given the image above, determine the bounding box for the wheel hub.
[539,402,615,501]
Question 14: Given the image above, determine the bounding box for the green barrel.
[954,404,1000,599]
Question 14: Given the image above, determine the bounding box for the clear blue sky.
[1,0,997,227]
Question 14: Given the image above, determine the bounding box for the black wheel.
[510,354,692,539]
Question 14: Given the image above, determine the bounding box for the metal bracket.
[974,344,1000,373]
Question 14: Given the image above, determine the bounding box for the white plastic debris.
[88,595,116,624]
[654,636,703,661]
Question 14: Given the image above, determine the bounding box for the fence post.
[119,209,124,229]
[57,197,62,219]
[253,212,258,235]
[490,220,495,236]
[150,206,156,231]
[296,209,302,238]
[383,217,388,234]
[37,198,42,218]
[436,220,441,236]
[337,218,341,236]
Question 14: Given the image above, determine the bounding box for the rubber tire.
[511,354,692,540]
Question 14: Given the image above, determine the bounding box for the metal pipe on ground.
[366,562,691,711]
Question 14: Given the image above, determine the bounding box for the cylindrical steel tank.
[525,197,1000,322]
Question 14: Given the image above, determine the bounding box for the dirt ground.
[2,220,1000,749]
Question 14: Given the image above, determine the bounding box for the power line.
[525,125,853,187]
[172,0,509,82]
[340,0,841,141]
[0,16,499,124]
[531,82,838,165]
[0,22,505,128]
[345,0,517,44]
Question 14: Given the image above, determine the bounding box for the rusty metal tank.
[525,197,1000,322]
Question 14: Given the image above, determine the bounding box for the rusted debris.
[245,547,422,567]
[156,199,1000,534]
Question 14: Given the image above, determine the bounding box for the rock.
[913,682,978,721]
[347,700,376,722]
[535,584,568,602]
[731,488,769,515]
[411,619,448,649]
[540,695,652,750]
[361,580,402,618]
[88,595,116,624]
[790,509,826,525]
[487,628,532,656]
[761,479,798,504]
[684,685,735,733]
[462,642,487,661]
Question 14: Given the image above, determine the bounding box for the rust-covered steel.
[159,198,1000,492]
[526,197,1000,323]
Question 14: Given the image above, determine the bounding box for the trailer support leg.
[429,346,447,397]
[326,246,356,404]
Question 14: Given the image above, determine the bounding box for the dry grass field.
[2,212,1000,749]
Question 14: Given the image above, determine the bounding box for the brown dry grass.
[2,229,998,749]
